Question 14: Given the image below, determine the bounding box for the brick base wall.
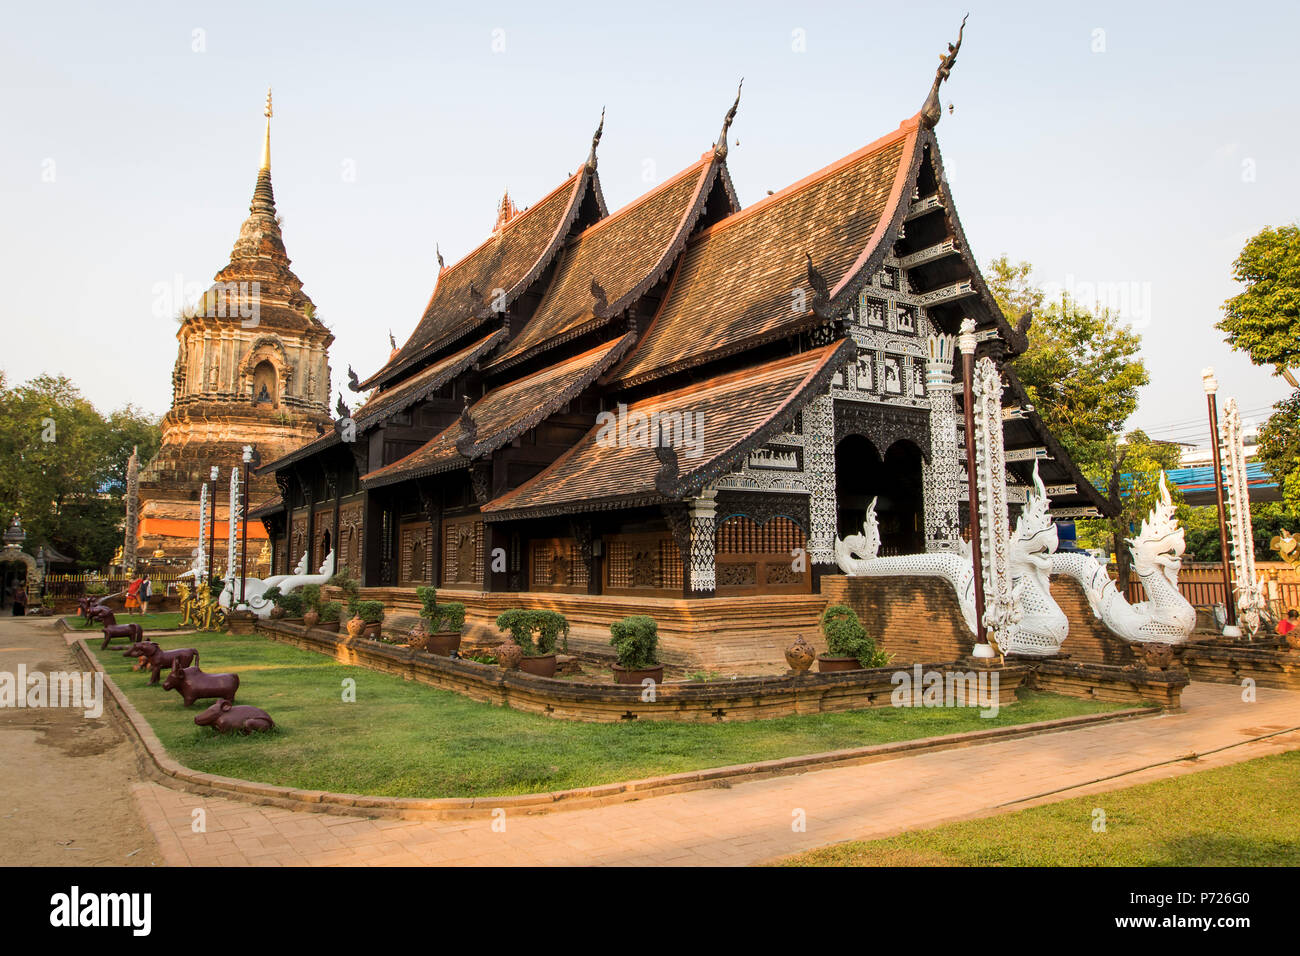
[1051,575,1133,666]
[821,574,972,664]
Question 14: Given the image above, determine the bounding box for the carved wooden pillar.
[803,394,837,567]
[688,489,718,596]
[416,479,442,587]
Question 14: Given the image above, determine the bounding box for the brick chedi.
[138,91,334,565]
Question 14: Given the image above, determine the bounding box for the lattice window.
[716,515,806,555]
[605,535,680,591]
[442,518,483,585]
[529,538,589,589]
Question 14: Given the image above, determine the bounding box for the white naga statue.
[220,550,336,618]
[833,464,1067,656]
[1049,473,1196,645]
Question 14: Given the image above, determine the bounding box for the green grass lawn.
[779,750,1300,866]
[68,611,186,632]
[91,630,1137,799]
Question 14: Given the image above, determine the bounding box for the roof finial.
[436,243,445,270]
[260,87,273,171]
[920,15,967,129]
[585,106,605,172]
[714,78,743,159]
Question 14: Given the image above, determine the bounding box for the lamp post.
[1202,368,1239,637]
[959,319,991,655]
[239,445,260,605]
[207,465,218,589]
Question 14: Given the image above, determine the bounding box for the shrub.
[262,585,282,606]
[85,582,109,597]
[275,590,305,618]
[329,569,362,615]
[318,600,343,623]
[354,600,385,623]
[609,615,660,670]
[299,583,323,613]
[416,585,465,633]
[495,609,569,656]
[820,604,890,667]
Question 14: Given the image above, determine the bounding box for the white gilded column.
[972,354,1019,643]
[803,393,837,564]
[924,332,961,551]
[688,488,718,593]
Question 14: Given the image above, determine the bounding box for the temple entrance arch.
[835,435,925,556]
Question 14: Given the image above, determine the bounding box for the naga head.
[1127,472,1186,586]
[1011,463,1058,576]
[833,497,881,572]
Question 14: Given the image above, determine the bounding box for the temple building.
[255,58,1113,599]
[137,93,334,564]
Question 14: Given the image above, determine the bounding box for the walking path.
[128,678,1300,866]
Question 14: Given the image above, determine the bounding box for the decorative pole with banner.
[1201,369,1239,636]
[226,465,241,591]
[1223,397,1264,635]
[972,349,1019,652]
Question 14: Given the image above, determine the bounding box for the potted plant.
[263,585,287,619]
[39,594,56,617]
[416,586,466,656]
[609,615,663,685]
[495,609,569,677]
[273,589,305,623]
[816,604,890,671]
[354,600,385,639]
[317,600,342,633]
[300,583,322,628]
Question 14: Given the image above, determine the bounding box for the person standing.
[12,583,27,617]
[139,574,152,614]
[125,575,142,615]
[1279,609,1299,636]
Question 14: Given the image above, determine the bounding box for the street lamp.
[959,319,992,657]
[239,445,260,605]
[208,465,219,589]
[1202,368,1240,637]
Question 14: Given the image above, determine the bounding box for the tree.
[1218,224,1300,370]
[1220,225,1300,513]
[1256,390,1300,512]
[0,375,160,568]
[987,257,1155,586]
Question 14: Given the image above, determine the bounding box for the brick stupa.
[137,90,334,566]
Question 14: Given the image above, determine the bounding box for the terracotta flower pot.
[317,620,340,633]
[303,609,320,627]
[518,653,556,677]
[785,636,816,673]
[495,641,522,670]
[612,663,663,685]
[817,654,862,672]
[427,631,462,657]
[362,620,383,640]
[269,606,286,620]
[346,616,365,639]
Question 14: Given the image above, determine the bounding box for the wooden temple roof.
[608,121,918,387]
[353,329,506,429]
[361,335,633,489]
[485,154,730,372]
[360,167,602,391]
[482,340,851,519]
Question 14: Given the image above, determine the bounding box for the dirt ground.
[0,616,161,866]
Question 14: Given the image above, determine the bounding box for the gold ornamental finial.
[260,87,273,171]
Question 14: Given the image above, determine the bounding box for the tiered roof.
[611,122,916,386]
[483,340,851,518]
[486,155,734,372]
[360,167,603,390]
[362,336,633,488]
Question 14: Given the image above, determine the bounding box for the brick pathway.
[132,681,1300,866]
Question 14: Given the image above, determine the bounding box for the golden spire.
[260,87,273,171]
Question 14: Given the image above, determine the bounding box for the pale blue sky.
[1,0,1295,449]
